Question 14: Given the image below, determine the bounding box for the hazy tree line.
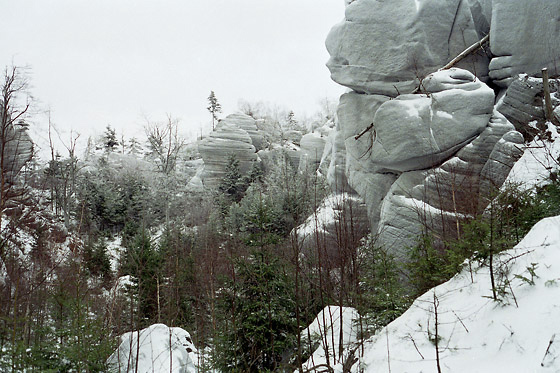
[0,67,362,372]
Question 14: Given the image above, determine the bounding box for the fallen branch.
[355,122,375,141]
[439,34,489,71]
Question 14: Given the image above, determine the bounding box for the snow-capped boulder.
[198,121,257,188]
[358,69,493,173]
[337,70,523,255]
[489,0,560,86]
[107,324,197,373]
[326,0,489,96]
[283,129,303,146]
[375,110,523,258]
[220,113,265,150]
[257,142,301,173]
[337,92,389,142]
[497,75,559,134]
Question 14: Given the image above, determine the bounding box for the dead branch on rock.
[439,34,489,71]
[355,122,375,141]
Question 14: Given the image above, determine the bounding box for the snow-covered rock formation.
[3,121,34,184]
[107,324,197,373]
[198,114,259,188]
[326,0,490,96]
[219,113,265,151]
[489,0,560,87]
[325,0,560,256]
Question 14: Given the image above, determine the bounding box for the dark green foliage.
[358,235,411,332]
[207,91,222,129]
[214,249,297,372]
[407,234,458,296]
[77,167,149,234]
[103,125,119,151]
[121,220,140,248]
[83,238,112,281]
[218,154,248,203]
[408,179,560,301]
[284,110,307,132]
[265,153,326,230]
[226,184,286,245]
[121,230,161,325]
[157,227,197,328]
[244,161,264,186]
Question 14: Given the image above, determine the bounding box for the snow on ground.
[346,215,560,373]
[107,323,197,373]
[301,306,361,372]
[297,193,364,238]
[106,236,123,272]
[506,121,560,190]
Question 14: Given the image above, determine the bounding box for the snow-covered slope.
[348,215,560,372]
[301,306,361,372]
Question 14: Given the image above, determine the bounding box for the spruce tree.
[121,230,161,325]
[218,154,246,203]
[207,91,222,131]
[102,125,118,151]
[215,249,296,372]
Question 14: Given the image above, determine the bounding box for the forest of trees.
[1,66,560,372]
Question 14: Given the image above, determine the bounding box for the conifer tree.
[102,125,118,151]
[215,248,296,372]
[207,91,222,131]
[121,230,161,325]
[218,154,246,203]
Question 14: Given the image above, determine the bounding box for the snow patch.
[301,306,360,372]
[107,324,197,373]
[297,193,364,238]
[505,121,560,190]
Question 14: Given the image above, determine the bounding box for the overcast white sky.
[1,0,345,156]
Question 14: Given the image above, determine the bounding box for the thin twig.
[541,334,556,367]
[407,333,425,359]
[452,310,469,333]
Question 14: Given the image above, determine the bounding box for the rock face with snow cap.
[375,109,524,259]
[337,68,523,256]
[362,69,494,173]
[198,120,257,188]
[299,132,327,173]
[219,113,265,150]
[326,0,490,96]
[489,0,560,86]
[325,0,545,256]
